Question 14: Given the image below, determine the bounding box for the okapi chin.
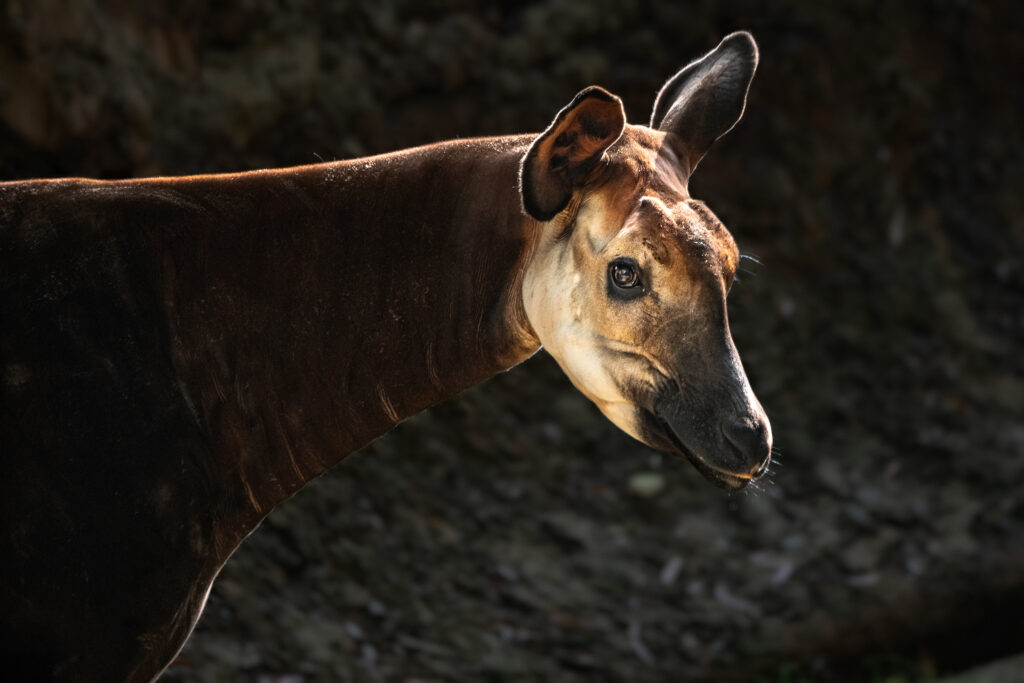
[1,32,770,682]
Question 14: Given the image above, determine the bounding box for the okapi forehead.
[587,125,739,280]
[679,199,740,277]
[598,125,669,192]
[651,199,740,280]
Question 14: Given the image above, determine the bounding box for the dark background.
[2,1,1023,681]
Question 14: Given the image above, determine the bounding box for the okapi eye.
[608,259,641,291]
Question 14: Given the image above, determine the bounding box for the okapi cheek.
[597,401,647,443]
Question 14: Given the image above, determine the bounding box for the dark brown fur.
[1,32,768,682]
[1,139,541,681]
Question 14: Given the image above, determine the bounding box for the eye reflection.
[610,261,639,288]
[607,259,643,300]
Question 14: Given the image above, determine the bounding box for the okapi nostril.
[722,419,771,472]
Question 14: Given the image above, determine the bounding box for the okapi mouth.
[654,416,751,491]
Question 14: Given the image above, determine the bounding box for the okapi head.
[520,32,771,490]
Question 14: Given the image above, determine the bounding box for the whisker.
[738,253,766,284]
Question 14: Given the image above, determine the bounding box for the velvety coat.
[1,32,770,682]
[1,142,540,680]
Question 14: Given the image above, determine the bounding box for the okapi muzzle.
[642,318,773,491]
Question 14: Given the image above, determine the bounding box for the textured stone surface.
[2,1,1022,681]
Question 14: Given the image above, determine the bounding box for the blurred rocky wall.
[3,1,1023,681]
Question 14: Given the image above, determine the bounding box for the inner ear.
[651,31,758,175]
[520,86,626,222]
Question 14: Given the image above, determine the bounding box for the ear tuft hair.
[520,87,626,221]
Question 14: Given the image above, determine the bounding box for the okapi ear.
[650,31,758,174]
[520,86,626,221]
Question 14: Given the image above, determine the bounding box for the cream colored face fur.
[523,192,648,441]
[522,128,748,448]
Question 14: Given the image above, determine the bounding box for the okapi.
[1,32,771,681]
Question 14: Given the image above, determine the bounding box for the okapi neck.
[155,137,542,544]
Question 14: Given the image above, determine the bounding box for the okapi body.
[1,33,771,681]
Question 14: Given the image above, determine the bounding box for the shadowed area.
[1,1,1022,681]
